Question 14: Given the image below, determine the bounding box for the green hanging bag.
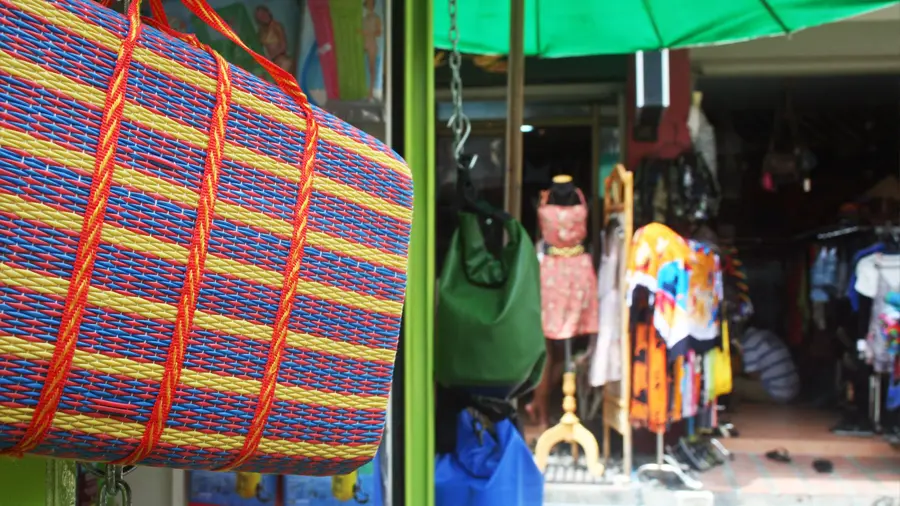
[436,212,546,392]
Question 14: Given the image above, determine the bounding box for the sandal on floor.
[813,459,833,473]
[765,448,791,463]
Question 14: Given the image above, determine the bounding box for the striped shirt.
[740,327,799,403]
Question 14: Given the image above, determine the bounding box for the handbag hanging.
[0,0,412,475]
[435,211,545,392]
[761,89,802,188]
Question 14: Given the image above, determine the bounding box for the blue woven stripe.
[289,292,401,349]
[80,307,172,364]
[0,287,63,342]
[2,12,411,213]
[0,356,43,408]
[184,328,391,392]
[0,215,79,280]
[0,142,404,305]
[3,6,410,210]
[0,10,115,90]
[128,63,216,133]
[221,110,411,208]
[166,385,381,440]
[61,369,158,423]
[92,243,185,306]
[193,257,398,349]
[4,426,367,474]
[218,160,409,257]
[0,72,103,148]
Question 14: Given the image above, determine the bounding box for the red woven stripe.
[115,49,233,465]
[0,1,143,457]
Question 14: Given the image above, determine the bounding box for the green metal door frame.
[402,0,435,506]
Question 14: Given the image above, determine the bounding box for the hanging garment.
[848,244,890,310]
[687,103,719,190]
[630,287,669,433]
[435,410,544,506]
[679,241,724,358]
[627,223,691,351]
[436,213,546,390]
[537,189,599,339]
[590,223,624,387]
[721,245,753,324]
[858,255,900,373]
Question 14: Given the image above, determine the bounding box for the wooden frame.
[601,163,634,477]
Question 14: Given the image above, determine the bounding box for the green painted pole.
[403,0,435,505]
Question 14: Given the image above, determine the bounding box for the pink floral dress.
[537,189,599,339]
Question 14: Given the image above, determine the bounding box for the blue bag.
[435,410,544,506]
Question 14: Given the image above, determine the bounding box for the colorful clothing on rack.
[537,188,598,339]
[847,243,886,312]
[626,223,691,349]
[629,289,668,434]
[857,254,900,373]
[680,241,723,357]
[721,245,753,323]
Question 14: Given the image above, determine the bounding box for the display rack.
[600,163,633,478]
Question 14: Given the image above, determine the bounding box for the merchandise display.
[627,223,729,432]
[162,0,301,80]
[188,472,277,506]
[0,0,411,476]
[283,453,383,506]
[299,0,385,110]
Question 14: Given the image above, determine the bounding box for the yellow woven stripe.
[0,407,378,459]
[0,120,407,273]
[0,48,410,224]
[13,0,410,181]
[0,333,388,413]
[0,256,394,363]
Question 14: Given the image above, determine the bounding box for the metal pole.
[504,0,526,219]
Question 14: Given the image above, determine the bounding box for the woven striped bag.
[0,0,412,475]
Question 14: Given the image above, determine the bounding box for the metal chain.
[446,0,471,163]
[81,464,134,506]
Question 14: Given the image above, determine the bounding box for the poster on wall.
[162,0,301,83]
[297,0,386,124]
[188,471,278,506]
[283,451,383,506]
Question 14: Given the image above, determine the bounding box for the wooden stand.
[534,367,605,476]
[601,164,634,478]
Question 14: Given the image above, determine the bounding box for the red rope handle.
[106,0,318,469]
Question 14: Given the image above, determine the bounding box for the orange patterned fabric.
[629,290,669,433]
[537,189,598,339]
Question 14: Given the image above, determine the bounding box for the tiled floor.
[537,403,900,504]
[701,453,900,498]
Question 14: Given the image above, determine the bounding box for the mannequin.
[526,174,599,430]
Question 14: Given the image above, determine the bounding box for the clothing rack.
[601,164,633,479]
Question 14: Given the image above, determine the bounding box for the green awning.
[434,0,899,58]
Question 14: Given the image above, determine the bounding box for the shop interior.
[433,69,900,493]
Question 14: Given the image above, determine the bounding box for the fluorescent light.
[520,124,534,133]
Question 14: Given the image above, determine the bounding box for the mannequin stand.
[534,339,605,476]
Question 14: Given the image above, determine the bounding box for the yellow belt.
[547,245,585,257]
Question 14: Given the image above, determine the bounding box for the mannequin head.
[547,174,580,206]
